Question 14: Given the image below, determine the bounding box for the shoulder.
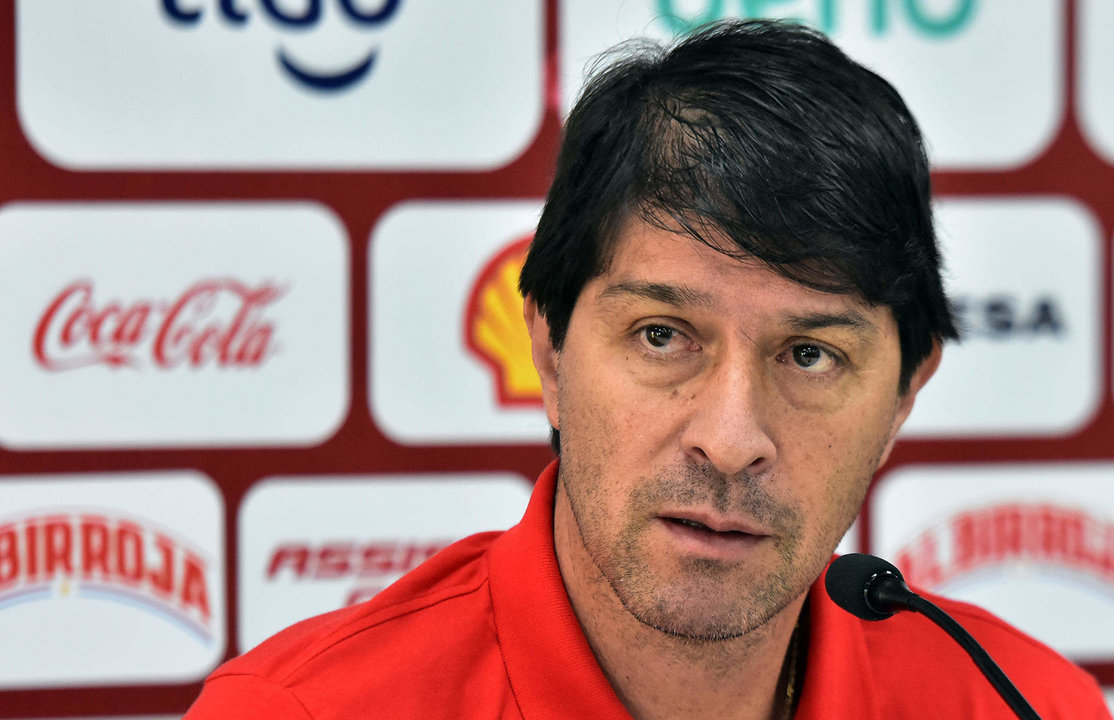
[863,591,1108,718]
[186,531,513,720]
[228,530,499,680]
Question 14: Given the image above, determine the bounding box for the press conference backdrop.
[0,1,1111,717]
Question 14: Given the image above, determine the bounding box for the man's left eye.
[790,344,836,372]
[643,325,676,348]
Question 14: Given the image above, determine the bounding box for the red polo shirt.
[185,462,1110,719]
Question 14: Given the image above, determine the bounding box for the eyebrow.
[598,281,715,308]
[781,311,878,337]
[599,281,880,337]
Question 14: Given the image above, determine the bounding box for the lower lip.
[656,518,766,559]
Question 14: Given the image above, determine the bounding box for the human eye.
[781,342,842,374]
[636,323,699,356]
[643,325,676,349]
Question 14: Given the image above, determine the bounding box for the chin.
[616,572,800,642]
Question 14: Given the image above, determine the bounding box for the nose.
[680,353,777,477]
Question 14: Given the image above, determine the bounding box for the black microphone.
[825,553,1043,720]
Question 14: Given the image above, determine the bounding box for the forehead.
[590,218,894,332]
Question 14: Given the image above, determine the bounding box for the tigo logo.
[34,278,282,372]
[464,236,542,407]
[161,0,402,92]
[17,1,543,168]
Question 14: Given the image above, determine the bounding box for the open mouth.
[659,516,764,555]
[668,517,730,532]
[663,516,755,535]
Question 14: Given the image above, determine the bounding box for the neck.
[553,482,805,720]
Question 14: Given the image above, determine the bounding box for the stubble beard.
[559,455,822,643]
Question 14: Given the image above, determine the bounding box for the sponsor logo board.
[902,198,1100,437]
[1079,0,1114,163]
[0,202,349,448]
[872,462,1114,661]
[835,517,860,558]
[0,472,225,688]
[17,1,542,169]
[238,473,531,651]
[464,236,542,408]
[370,200,550,444]
[560,1,1061,169]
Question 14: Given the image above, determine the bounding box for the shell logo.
[464,236,543,406]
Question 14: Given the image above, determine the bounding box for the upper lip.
[658,510,770,536]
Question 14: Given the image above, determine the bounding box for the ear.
[877,340,942,467]
[523,295,561,431]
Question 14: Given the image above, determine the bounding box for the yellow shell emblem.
[465,237,543,406]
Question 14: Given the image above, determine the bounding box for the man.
[185,20,1110,719]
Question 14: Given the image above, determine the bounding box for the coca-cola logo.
[33,278,284,372]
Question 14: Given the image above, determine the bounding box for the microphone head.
[825,553,906,621]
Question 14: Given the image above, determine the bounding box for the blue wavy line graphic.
[277,47,378,92]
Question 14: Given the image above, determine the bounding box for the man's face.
[528,217,937,641]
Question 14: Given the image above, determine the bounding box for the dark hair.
[520,19,958,451]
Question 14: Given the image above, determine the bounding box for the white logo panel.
[1079,0,1114,163]
[238,473,531,651]
[369,200,550,445]
[835,517,861,558]
[17,1,543,169]
[560,1,1061,169]
[0,472,225,688]
[0,202,349,448]
[872,463,1114,662]
[903,198,1100,437]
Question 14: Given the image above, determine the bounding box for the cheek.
[822,422,893,483]
[837,426,891,503]
[556,360,620,468]
[555,362,676,508]
[786,409,893,507]
[559,352,666,445]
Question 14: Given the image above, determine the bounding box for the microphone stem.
[906,595,1043,720]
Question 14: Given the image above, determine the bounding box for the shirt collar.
[488,460,633,719]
